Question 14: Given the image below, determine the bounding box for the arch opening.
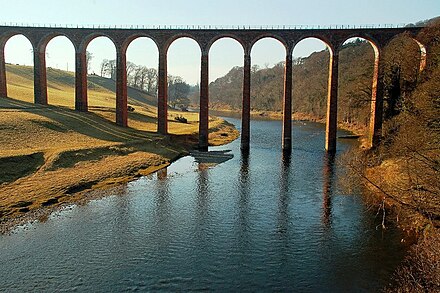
[382,34,425,120]
[45,36,75,108]
[85,36,117,123]
[125,37,159,132]
[209,37,244,110]
[3,34,34,103]
[166,37,200,135]
[250,37,286,114]
[292,38,330,120]
[337,37,377,129]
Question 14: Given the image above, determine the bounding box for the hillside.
[4,64,233,135]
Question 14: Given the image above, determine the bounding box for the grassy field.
[0,64,239,225]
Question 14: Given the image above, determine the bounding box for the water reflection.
[196,162,210,228]
[153,167,171,244]
[0,119,407,292]
[277,150,291,236]
[322,153,336,227]
[238,150,250,221]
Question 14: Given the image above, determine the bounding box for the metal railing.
[0,22,421,30]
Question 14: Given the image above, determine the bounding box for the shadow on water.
[277,150,291,237]
[238,149,250,234]
[322,152,336,228]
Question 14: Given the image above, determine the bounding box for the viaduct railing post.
[282,53,293,151]
[116,48,128,127]
[199,51,209,151]
[33,48,48,105]
[157,50,168,134]
[241,53,251,151]
[325,49,339,153]
[75,49,88,111]
[0,47,7,98]
[369,50,384,148]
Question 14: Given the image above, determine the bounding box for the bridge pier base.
[0,48,6,98]
[241,53,251,150]
[369,51,384,148]
[325,50,339,153]
[157,51,168,134]
[199,53,209,151]
[282,54,293,151]
[33,49,48,105]
[116,49,128,127]
[75,51,88,112]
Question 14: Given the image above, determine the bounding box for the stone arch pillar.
[116,46,128,127]
[157,47,168,135]
[241,46,251,151]
[0,45,6,98]
[369,46,384,148]
[33,44,48,105]
[199,48,209,151]
[75,47,88,112]
[325,46,339,153]
[282,45,294,151]
[414,39,427,73]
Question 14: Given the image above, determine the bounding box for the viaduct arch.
[0,25,426,152]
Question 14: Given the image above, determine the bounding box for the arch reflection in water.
[153,167,172,245]
[238,149,251,233]
[322,153,336,227]
[277,150,291,236]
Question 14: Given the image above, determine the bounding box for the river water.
[0,118,406,292]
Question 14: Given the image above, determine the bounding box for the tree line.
[98,59,195,110]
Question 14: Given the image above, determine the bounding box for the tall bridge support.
[116,49,128,127]
[282,53,293,151]
[325,50,339,153]
[369,48,385,148]
[157,50,168,135]
[199,52,209,151]
[75,50,88,112]
[241,53,251,150]
[0,47,6,98]
[33,48,48,105]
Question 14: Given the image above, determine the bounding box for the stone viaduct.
[0,25,427,152]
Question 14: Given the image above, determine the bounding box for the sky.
[1,0,439,84]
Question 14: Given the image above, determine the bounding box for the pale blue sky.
[2,0,439,84]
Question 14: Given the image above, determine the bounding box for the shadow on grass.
[1,96,158,143]
[0,152,45,184]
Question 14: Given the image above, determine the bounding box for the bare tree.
[86,51,93,73]
[100,59,108,77]
[145,68,158,94]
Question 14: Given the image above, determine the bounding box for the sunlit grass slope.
[0,65,238,221]
[5,64,229,135]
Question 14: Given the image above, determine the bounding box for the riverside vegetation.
[0,64,238,231]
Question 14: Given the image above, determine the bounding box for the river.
[0,118,407,291]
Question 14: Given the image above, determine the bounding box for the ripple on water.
[0,119,408,292]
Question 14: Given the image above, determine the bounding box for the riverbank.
[209,107,367,136]
[363,158,440,291]
[0,98,239,233]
